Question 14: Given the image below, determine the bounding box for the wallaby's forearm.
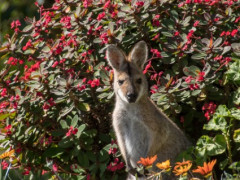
[113,120,133,170]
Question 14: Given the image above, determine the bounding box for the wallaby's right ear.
[106,45,126,70]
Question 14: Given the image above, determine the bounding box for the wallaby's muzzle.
[127,92,137,103]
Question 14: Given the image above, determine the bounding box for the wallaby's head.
[106,41,148,103]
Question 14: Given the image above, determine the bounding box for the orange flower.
[156,159,171,171]
[192,159,217,178]
[0,149,15,159]
[137,155,157,167]
[173,160,192,176]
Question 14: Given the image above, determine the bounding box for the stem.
[223,129,233,166]
[146,170,165,180]
[188,170,194,178]
[223,117,236,175]
[4,163,11,180]
[214,63,226,74]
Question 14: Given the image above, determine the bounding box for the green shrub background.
[0,0,240,179]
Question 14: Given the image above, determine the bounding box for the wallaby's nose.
[127,92,137,103]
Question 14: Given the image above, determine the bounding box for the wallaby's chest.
[114,107,152,167]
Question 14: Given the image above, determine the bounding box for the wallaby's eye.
[118,80,124,86]
[136,78,142,84]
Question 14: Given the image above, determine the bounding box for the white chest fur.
[116,105,152,168]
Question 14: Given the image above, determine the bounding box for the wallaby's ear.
[106,45,126,70]
[129,41,148,69]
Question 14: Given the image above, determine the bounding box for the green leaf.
[76,124,86,138]
[233,129,240,142]
[23,49,36,55]
[191,90,201,96]
[226,7,232,16]
[43,147,64,158]
[232,88,240,105]
[85,129,97,137]
[161,31,173,37]
[176,147,194,162]
[221,46,231,55]
[162,57,176,64]
[178,175,188,180]
[51,130,65,137]
[42,46,51,53]
[117,11,126,18]
[162,19,175,30]
[77,103,90,111]
[99,133,111,144]
[219,159,229,170]
[120,4,131,12]
[229,162,240,171]
[0,113,15,121]
[203,62,211,75]
[108,22,114,35]
[51,89,65,96]
[181,16,191,26]
[58,138,74,148]
[226,60,240,84]
[209,134,227,156]
[231,108,240,120]
[87,151,97,162]
[215,105,230,117]
[71,164,85,174]
[191,53,207,60]
[59,103,74,117]
[94,62,105,71]
[103,144,111,152]
[99,148,109,163]
[26,81,41,89]
[60,120,68,129]
[98,92,111,99]
[93,38,102,44]
[213,37,222,47]
[196,135,227,157]
[231,43,240,56]
[183,65,201,76]
[71,115,79,127]
[22,24,33,32]
[99,163,107,177]
[221,171,234,179]
[78,151,89,168]
[196,135,210,157]
[0,46,8,53]
[0,52,9,60]
[204,116,227,131]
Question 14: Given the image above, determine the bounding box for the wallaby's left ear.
[106,44,126,70]
[129,41,148,69]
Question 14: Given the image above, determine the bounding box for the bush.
[0,0,240,179]
[0,0,38,41]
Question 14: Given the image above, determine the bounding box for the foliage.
[0,0,39,42]
[0,0,240,179]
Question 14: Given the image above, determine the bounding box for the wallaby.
[106,41,191,179]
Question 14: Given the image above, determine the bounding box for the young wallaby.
[106,41,190,179]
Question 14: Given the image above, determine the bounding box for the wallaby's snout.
[127,92,137,103]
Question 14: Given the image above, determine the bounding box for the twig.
[4,163,12,180]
